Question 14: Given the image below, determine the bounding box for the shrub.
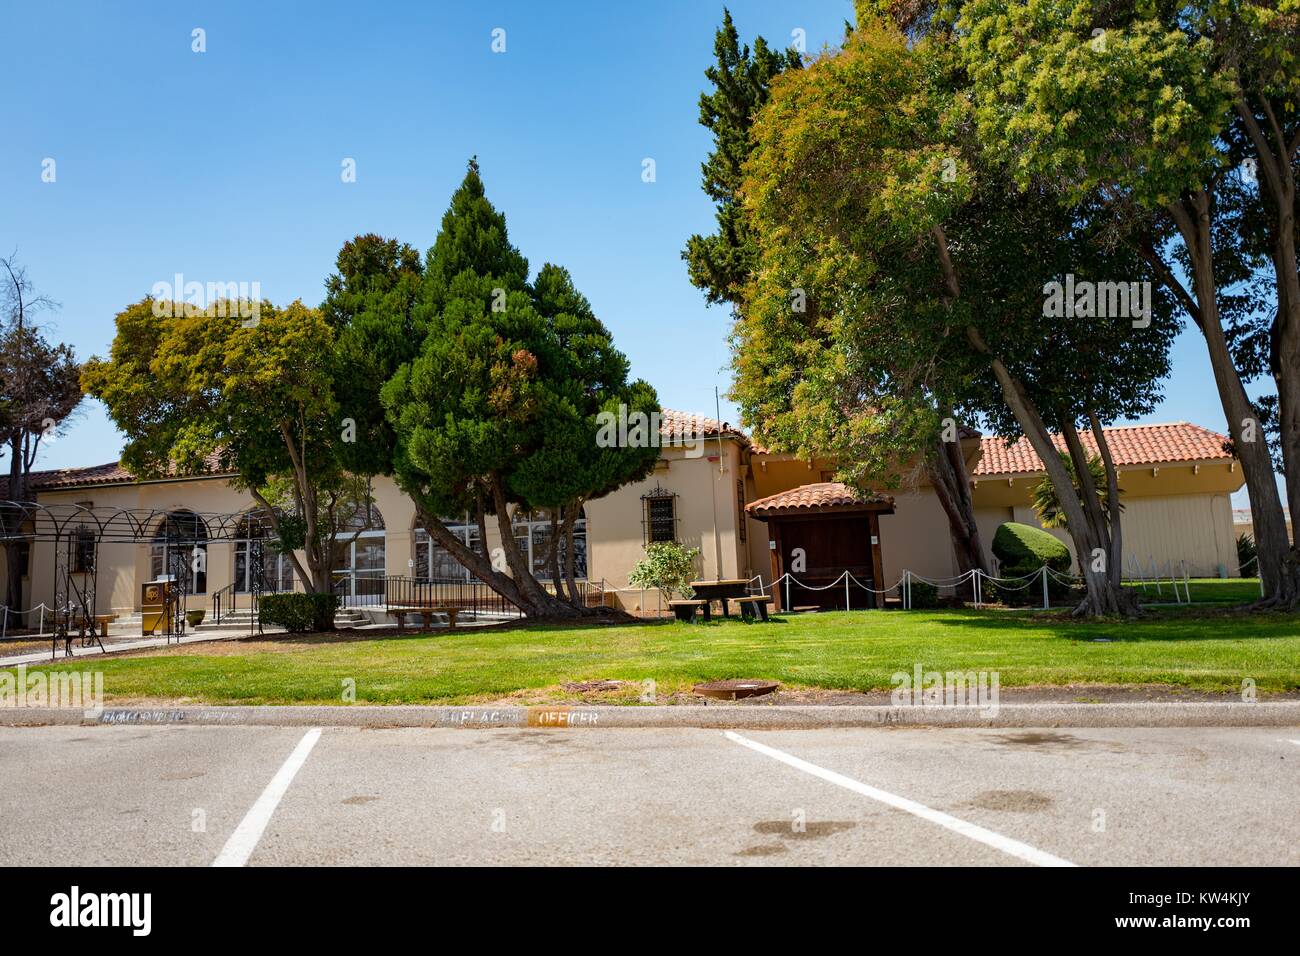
[1236,532,1256,573]
[627,542,701,599]
[185,609,205,627]
[989,522,1073,606]
[259,592,339,632]
[992,522,1072,572]
[908,580,939,609]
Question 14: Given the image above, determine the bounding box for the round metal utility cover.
[693,679,779,700]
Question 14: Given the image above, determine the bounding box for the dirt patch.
[753,820,857,840]
[986,731,1129,754]
[561,680,627,694]
[735,844,789,857]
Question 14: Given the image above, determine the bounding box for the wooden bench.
[668,599,710,623]
[391,607,458,633]
[70,615,113,639]
[734,596,774,622]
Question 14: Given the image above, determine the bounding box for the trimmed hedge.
[259,592,340,633]
[989,522,1073,606]
[992,522,1071,572]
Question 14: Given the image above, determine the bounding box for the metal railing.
[543,578,605,608]
[382,575,525,619]
[212,582,239,624]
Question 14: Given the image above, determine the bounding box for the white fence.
[602,557,1225,616]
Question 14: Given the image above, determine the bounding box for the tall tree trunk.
[563,502,583,609]
[3,440,25,624]
[545,510,564,601]
[415,506,529,610]
[487,475,578,617]
[932,224,1129,615]
[1059,418,1110,560]
[1167,193,1299,606]
[1090,413,1125,590]
[926,431,987,601]
[1236,95,1300,545]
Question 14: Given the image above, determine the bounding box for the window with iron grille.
[644,495,676,544]
[71,527,95,574]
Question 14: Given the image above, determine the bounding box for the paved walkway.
[0,625,275,667]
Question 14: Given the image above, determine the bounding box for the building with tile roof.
[0,413,1245,619]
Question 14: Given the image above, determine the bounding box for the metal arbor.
[0,501,278,657]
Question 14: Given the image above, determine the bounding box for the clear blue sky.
[1,0,1272,507]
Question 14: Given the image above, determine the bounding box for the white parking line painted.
[212,728,322,867]
[1288,740,1300,747]
[724,731,1077,867]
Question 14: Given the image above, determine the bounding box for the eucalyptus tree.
[959,0,1300,604]
[736,12,1177,614]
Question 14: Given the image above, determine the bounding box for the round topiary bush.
[989,522,1074,606]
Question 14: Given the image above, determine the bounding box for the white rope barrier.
[604,556,1258,617]
[0,603,56,640]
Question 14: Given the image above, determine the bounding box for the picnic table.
[687,579,751,617]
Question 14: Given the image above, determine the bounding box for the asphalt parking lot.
[2,725,1296,866]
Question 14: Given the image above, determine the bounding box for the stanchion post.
[1042,566,1049,610]
[845,572,850,612]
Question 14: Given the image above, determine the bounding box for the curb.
[2,702,1298,729]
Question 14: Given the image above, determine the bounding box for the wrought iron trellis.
[0,501,278,656]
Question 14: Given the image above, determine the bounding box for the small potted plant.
[628,542,702,620]
[186,609,206,628]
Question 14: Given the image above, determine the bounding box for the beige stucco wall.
[998,492,1239,578]
[11,434,1249,617]
[586,439,749,612]
[970,461,1242,578]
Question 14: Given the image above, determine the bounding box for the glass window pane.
[355,537,385,571]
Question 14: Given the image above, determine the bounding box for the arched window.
[331,500,385,604]
[510,507,587,581]
[150,510,208,594]
[413,513,480,581]
[234,511,294,594]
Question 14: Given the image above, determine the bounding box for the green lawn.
[1124,577,1264,606]
[7,599,1298,704]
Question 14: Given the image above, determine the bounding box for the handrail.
[212,581,238,624]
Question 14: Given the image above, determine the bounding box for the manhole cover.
[693,679,779,700]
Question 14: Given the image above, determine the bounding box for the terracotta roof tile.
[658,408,745,444]
[747,482,894,517]
[12,412,741,495]
[1,451,234,497]
[973,422,1232,477]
